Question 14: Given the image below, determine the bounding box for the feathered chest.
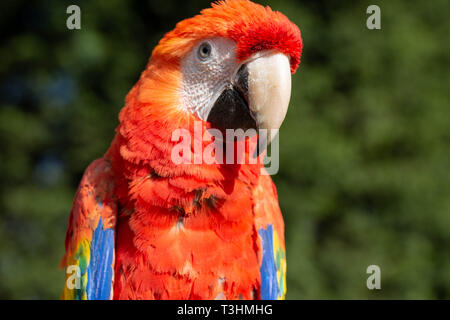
[112,168,262,299]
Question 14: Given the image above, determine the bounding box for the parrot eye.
[197,42,212,61]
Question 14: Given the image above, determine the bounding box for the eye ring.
[197,42,212,61]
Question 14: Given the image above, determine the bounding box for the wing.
[61,158,117,300]
[253,173,286,300]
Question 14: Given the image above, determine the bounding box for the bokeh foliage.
[0,0,449,299]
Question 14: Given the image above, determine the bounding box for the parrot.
[61,0,302,300]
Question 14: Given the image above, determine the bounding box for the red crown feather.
[153,0,303,73]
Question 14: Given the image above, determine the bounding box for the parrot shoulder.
[61,157,117,300]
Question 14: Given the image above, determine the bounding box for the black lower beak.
[206,65,257,134]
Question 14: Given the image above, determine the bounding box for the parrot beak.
[207,51,292,156]
[245,51,292,157]
[245,52,291,138]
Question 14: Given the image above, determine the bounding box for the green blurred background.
[0,0,449,299]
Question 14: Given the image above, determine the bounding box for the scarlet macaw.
[61,0,302,300]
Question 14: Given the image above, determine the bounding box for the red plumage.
[63,0,302,300]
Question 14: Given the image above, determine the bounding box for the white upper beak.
[246,51,292,139]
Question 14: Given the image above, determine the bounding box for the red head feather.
[153,0,303,73]
[114,0,303,176]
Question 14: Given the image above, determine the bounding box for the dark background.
[0,0,449,299]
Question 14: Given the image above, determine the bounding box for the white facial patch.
[180,38,238,121]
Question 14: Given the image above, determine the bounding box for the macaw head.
[120,0,302,161]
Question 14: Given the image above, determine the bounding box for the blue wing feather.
[62,158,116,300]
[86,218,115,300]
[258,225,279,300]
